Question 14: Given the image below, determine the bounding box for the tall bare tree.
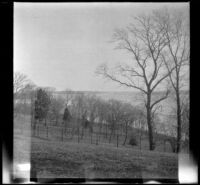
[96,12,175,150]
[156,9,190,152]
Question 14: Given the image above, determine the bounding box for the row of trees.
[14,80,146,146]
[51,91,145,146]
[14,70,189,151]
[13,73,67,126]
[96,8,189,152]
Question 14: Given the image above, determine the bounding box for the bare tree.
[120,103,137,146]
[95,98,109,142]
[49,96,65,125]
[156,9,190,152]
[96,12,175,150]
[86,96,102,145]
[70,93,88,141]
[14,72,35,118]
[14,72,30,97]
[104,99,124,144]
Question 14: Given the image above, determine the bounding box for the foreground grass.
[13,116,178,179]
[30,136,178,179]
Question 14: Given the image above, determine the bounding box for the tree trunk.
[123,121,128,145]
[171,140,176,153]
[109,129,113,143]
[147,121,155,150]
[176,89,182,153]
[146,94,155,151]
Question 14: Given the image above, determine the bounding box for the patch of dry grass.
[30,137,178,179]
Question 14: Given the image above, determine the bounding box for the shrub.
[129,136,138,146]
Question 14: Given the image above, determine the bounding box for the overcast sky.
[14,2,189,92]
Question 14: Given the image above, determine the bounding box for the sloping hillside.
[29,136,178,179]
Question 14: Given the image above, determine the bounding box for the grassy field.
[14,115,178,179]
[29,136,178,179]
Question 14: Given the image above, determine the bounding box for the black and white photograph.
[12,2,194,183]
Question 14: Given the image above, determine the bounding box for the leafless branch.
[151,89,170,109]
[14,72,29,95]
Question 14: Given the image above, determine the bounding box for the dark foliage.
[34,88,51,121]
[129,136,138,146]
[63,107,71,121]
